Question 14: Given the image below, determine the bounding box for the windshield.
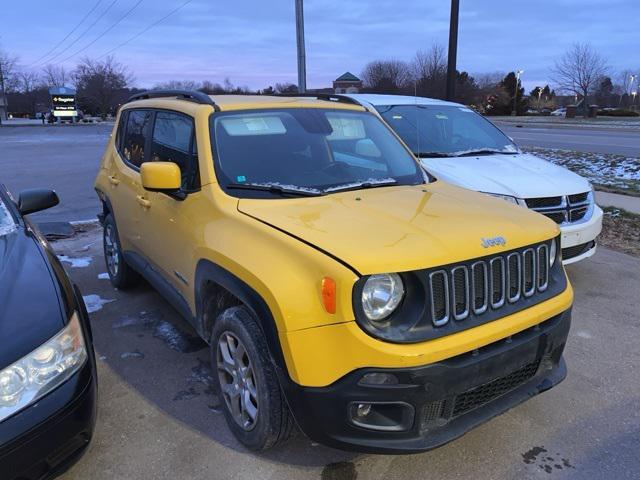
[0,198,16,236]
[211,108,424,197]
[375,105,518,157]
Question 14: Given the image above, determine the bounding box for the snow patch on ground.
[522,147,640,195]
[575,330,593,339]
[58,255,92,268]
[98,272,110,280]
[83,294,115,313]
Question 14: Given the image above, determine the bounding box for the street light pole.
[295,0,307,93]
[445,0,460,101]
[511,69,524,116]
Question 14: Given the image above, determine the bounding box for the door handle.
[108,175,120,186]
[136,195,151,208]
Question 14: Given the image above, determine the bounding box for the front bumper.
[0,287,97,480]
[282,308,571,454]
[560,205,603,264]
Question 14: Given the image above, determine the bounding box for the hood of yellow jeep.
[237,181,559,275]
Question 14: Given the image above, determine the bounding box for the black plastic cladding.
[352,236,565,344]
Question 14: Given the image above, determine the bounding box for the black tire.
[211,306,293,450]
[102,213,139,289]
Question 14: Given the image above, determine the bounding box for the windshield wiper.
[324,178,397,194]
[415,151,454,158]
[451,148,516,157]
[226,183,324,197]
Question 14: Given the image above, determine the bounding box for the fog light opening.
[359,372,399,386]
[348,402,414,432]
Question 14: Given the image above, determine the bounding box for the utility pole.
[295,0,307,93]
[445,0,460,101]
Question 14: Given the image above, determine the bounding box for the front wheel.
[103,213,139,289]
[211,306,293,450]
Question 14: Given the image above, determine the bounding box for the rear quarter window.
[121,110,153,168]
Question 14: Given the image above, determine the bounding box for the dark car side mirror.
[18,189,60,216]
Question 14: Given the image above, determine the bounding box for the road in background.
[0,125,112,223]
[54,228,640,480]
[495,123,640,156]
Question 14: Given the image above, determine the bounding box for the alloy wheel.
[217,331,260,431]
[104,224,120,277]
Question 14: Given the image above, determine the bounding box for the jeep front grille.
[525,192,592,225]
[427,244,550,327]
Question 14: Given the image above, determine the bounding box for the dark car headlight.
[0,312,87,423]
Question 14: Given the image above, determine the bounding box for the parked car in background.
[95,90,572,453]
[550,107,567,117]
[0,185,96,480]
[343,94,603,264]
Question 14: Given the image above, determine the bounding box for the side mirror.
[18,189,59,215]
[141,162,181,192]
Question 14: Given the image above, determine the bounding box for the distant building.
[333,72,363,94]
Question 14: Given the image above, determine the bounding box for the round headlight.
[361,273,405,321]
[550,238,557,267]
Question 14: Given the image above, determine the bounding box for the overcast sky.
[2,0,637,92]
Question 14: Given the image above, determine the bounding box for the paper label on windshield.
[435,114,448,120]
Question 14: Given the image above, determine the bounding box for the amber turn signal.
[322,277,336,314]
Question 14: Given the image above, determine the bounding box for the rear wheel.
[103,213,139,289]
[211,306,293,450]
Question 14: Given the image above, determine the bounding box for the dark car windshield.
[375,104,518,157]
[211,108,424,197]
[0,198,16,236]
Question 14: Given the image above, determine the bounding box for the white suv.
[342,94,602,264]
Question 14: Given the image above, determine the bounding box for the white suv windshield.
[0,199,16,236]
[375,105,518,158]
[211,108,424,197]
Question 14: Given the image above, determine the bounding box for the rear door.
[108,109,153,252]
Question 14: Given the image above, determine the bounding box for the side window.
[122,110,152,168]
[151,111,199,190]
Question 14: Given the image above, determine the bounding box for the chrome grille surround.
[470,261,488,315]
[506,253,522,303]
[451,266,470,321]
[489,257,506,309]
[537,244,549,291]
[429,270,450,326]
[522,248,536,297]
[525,192,593,226]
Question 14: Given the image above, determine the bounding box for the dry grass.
[599,207,640,257]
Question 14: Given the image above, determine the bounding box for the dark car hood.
[0,228,65,369]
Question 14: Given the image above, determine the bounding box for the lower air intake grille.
[451,359,541,418]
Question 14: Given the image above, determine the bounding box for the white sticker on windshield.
[435,114,448,120]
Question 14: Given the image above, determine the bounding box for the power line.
[97,0,193,60]
[29,0,103,66]
[39,0,120,66]
[57,0,145,64]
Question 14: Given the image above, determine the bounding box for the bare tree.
[154,79,200,91]
[0,48,19,121]
[552,43,608,117]
[42,64,68,87]
[361,60,411,93]
[17,71,42,116]
[411,44,447,98]
[73,56,133,117]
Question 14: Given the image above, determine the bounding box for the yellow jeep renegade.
[95,90,573,453]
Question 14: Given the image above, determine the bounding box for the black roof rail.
[127,90,219,111]
[275,93,367,109]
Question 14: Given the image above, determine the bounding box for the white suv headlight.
[0,312,87,423]
[550,237,558,267]
[483,192,520,205]
[362,273,405,321]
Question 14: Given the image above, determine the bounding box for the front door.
[137,110,202,305]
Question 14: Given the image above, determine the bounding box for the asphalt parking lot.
[52,225,639,480]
